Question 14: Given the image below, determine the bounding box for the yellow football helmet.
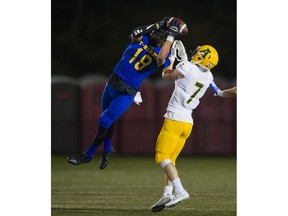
[191,45,219,70]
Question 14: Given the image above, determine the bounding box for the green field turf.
[52,155,236,216]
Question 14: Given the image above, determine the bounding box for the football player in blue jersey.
[67,17,187,169]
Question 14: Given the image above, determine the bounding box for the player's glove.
[170,40,177,62]
[176,40,188,61]
[133,21,162,38]
[166,19,182,37]
[156,16,171,29]
[157,16,184,43]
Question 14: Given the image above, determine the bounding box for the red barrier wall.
[52,76,237,156]
[52,75,236,156]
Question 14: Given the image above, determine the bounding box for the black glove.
[156,16,171,29]
[133,18,171,38]
[132,23,159,38]
[166,18,182,36]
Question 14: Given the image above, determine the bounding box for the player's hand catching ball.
[164,17,188,36]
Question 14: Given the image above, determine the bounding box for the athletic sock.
[172,178,184,194]
[103,138,113,153]
[163,186,173,196]
[84,144,97,160]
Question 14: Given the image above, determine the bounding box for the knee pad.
[99,113,113,128]
[159,159,172,169]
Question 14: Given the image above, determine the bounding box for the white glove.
[214,91,224,97]
[134,91,143,105]
[176,40,188,61]
[170,40,177,62]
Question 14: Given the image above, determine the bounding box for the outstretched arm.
[215,87,237,98]
[130,19,174,62]
[131,22,162,43]
[130,17,171,43]
[162,68,183,80]
[156,35,174,67]
[161,41,184,80]
[157,18,186,67]
[222,87,237,97]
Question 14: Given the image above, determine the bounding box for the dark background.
[52,0,236,81]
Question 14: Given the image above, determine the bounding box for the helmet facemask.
[150,29,167,46]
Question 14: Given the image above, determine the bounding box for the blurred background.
[51,0,236,156]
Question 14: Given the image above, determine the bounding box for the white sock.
[163,186,173,196]
[172,178,184,194]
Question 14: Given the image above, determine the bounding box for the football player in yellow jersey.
[150,41,234,212]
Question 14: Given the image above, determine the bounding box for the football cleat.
[165,190,190,208]
[99,148,115,169]
[67,153,91,165]
[150,194,173,212]
[99,152,109,169]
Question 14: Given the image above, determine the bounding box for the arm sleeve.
[209,81,221,93]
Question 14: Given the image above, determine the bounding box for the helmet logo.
[199,48,211,58]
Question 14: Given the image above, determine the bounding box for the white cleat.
[150,194,173,212]
[165,190,190,208]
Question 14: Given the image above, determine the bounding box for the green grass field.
[52,155,236,216]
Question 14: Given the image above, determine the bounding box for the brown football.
[168,17,188,35]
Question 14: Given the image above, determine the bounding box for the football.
[167,17,188,35]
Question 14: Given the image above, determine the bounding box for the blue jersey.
[114,35,171,90]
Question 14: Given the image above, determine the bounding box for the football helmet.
[190,45,219,70]
[150,29,167,46]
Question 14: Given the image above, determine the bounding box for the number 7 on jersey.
[186,81,204,104]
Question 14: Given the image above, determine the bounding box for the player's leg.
[67,125,111,165]
[103,124,115,153]
[66,84,113,165]
[86,92,134,159]
[94,92,133,167]
[169,123,192,167]
[164,173,174,195]
[67,86,134,165]
[99,123,115,169]
[150,118,181,212]
[156,119,191,182]
[88,85,117,149]
[165,123,192,208]
[101,84,116,159]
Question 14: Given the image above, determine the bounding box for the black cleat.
[67,153,91,165]
[99,152,109,169]
[99,149,115,169]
